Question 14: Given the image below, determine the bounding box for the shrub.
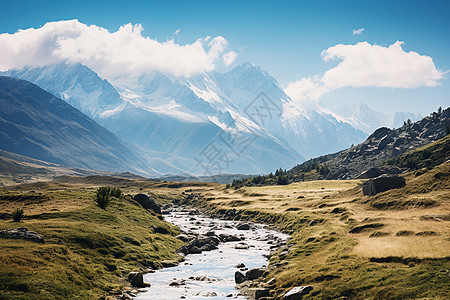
[95,187,111,209]
[110,187,122,198]
[277,175,289,185]
[12,208,24,222]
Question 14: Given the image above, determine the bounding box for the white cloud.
[223,51,237,66]
[321,41,443,88]
[285,41,444,103]
[352,28,365,35]
[284,76,328,103]
[0,20,235,80]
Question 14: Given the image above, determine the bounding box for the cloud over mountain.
[0,20,234,80]
[286,41,444,103]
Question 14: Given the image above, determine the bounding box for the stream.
[135,207,289,300]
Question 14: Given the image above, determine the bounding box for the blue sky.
[0,0,449,115]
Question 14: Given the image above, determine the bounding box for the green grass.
[0,184,183,299]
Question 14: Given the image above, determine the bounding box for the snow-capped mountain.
[329,102,422,134]
[393,111,422,128]
[0,76,155,176]
[3,62,368,174]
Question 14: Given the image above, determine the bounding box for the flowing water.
[135,207,289,300]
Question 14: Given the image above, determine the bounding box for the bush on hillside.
[12,208,24,222]
[96,187,111,209]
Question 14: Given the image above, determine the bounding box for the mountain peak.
[232,61,263,74]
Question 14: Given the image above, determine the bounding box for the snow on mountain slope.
[393,111,422,128]
[184,63,367,160]
[327,102,423,134]
[3,62,370,175]
[3,63,302,174]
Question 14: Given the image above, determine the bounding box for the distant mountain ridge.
[0,76,156,176]
[3,62,370,174]
[330,102,422,134]
[289,107,450,180]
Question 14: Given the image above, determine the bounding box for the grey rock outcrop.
[362,175,406,196]
[133,194,161,214]
[246,268,265,280]
[235,271,246,283]
[0,227,44,243]
[128,272,150,288]
[291,108,450,180]
[283,285,313,299]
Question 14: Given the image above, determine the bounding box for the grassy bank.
[179,163,450,299]
[0,179,184,299]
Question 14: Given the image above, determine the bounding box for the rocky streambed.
[134,206,289,299]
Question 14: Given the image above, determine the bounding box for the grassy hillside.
[179,163,450,299]
[385,134,450,171]
[0,180,183,299]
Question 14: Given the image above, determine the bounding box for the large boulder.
[133,194,161,214]
[128,272,150,288]
[246,288,270,299]
[235,271,246,283]
[246,268,265,280]
[362,175,406,196]
[0,227,44,243]
[283,286,313,299]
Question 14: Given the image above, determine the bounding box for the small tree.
[12,208,24,222]
[277,175,289,185]
[96,187,111,209]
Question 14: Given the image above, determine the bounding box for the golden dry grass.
[174,162,450,299]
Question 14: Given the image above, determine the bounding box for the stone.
[176,234,190,242]
[235,242,249,250]
[219,233,241,242]
[194,275,216,281]
[177,245,189,255]
[169,279,186,286]
[235,271,246,283]
[199,291,217,297]
[237,223,251,230]
[160,260,179,267]
[0,227,44,243]
[283,286,313,299]
[362,175,406,196]
[119,293,133,300]
[246,268,265,280]
[133,193,161,214]
[187,245,202,254]
[128,272,150,288]
[246,288,269,299]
